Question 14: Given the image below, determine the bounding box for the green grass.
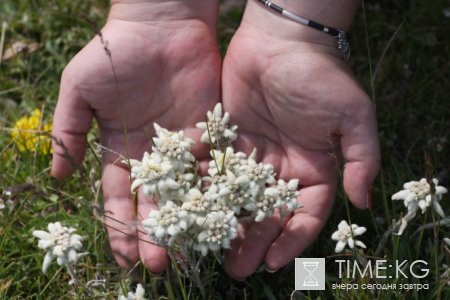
[1,0,449,299]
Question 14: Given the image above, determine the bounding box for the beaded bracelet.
[256,0,350,60]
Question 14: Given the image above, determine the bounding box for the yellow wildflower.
[11,109,52,154]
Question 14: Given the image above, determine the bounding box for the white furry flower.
[331,220,366,253]
[240,159,276,195]
[208,147,232,177]
[119,283,147,300]
[215,170,255,214]
[253,179,300,222]
[152,123,195,170]
[392,178,447,235]
[194,211,238,256]
[203,183,231,213]
[128,152,179,196]
[142,201,190,246]
[208,148,259,180]
[163,172,196,202]
[176,172,195,191]
[392,178,447,216]
[32,222,86,273]
[126,110,306,257]
[254,189,278,222]
[196,103,238,146]
[273,179,301,212]
[181,188,211,223]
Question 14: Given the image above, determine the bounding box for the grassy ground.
[1,0,449,299]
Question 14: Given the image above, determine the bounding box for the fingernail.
[366,186,373,209]
[266,267,279,273]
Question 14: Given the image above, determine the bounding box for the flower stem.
[432,211,441,300]
[66,264,79,285]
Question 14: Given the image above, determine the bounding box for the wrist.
[109,0,219,27]
[241,0,358,47]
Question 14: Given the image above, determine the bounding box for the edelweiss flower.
[208,147,248,177]
[133,109,304,256]
[208,148,230,177]
[273,179,301,212]
[119,283,147,300]
[196,103,238,146]
[392,178,447,235]
[142,201,190,246]
[254,179,301,222]
[331,220,367,253]
[177,172,195,190]
[181,188,211,222]
[254,189,278,222]
[195,211,238,256]
[217,170,254,214]
[159,172,196,202]
[32,222,86,273]
[128,152,179,196]
[240,159,276,195]
[152,123,195,169]
[203,184,231,213]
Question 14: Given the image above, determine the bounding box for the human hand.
[50,0,221,273]
[222,0,380,279]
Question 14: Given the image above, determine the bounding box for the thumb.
[340,100,380,209]
[51,69,93,178]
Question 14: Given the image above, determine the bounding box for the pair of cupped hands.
[50,2,379,280]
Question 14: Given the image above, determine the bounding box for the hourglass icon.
[302,261,320,287]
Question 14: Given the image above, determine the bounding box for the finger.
[51,68,93,178]
[136,188,169,274]
[224,215,282,280]
[183,126,212,162]
[340,99,380,209]
[102,158,139,269]
[265,183,335,270]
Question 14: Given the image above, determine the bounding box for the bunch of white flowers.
[392,178,448,235]
[33,222,88,283]
[127,104,302,256]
